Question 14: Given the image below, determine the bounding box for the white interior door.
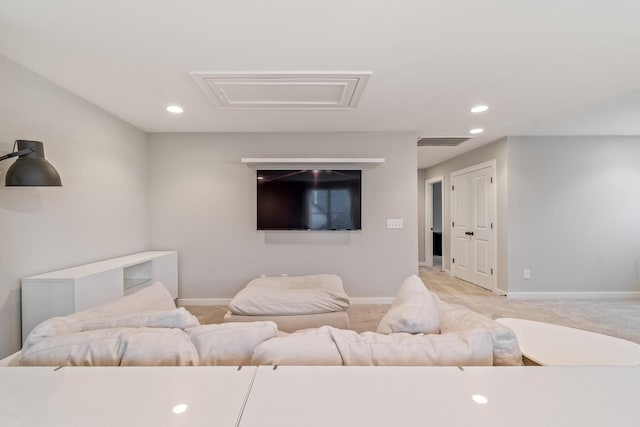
[451,164,495,291]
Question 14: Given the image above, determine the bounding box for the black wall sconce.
[0,140,62,186]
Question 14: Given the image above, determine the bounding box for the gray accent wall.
[0,55,149,358]
[507,136,640,294]
[419,138,508,291]
[148,132,418,299]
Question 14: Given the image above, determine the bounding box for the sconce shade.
[4,140,62,186]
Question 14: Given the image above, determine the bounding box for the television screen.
[257,169,361,230]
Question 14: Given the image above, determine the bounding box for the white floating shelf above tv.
[241,157,385,165]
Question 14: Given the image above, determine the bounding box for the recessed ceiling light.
[470,105,489,113]
[472,394,489,405]
[172,403,188,414]
[469,128,484,134]
[166,105,184,114]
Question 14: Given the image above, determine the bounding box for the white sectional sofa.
[3,277,522,367]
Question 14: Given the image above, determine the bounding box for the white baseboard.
[418,262,428,267]
[177,297,394,306]
[177,298,232,306]
[506,291,640,300]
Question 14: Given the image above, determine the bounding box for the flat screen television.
[257,169,361,230]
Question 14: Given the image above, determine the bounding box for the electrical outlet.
[387,218,404,229]
[523,269,531,280]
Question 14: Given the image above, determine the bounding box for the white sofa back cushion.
[23,281,176,351]
[187,322,278,366]
[82,307,199,331]
[376,275,440,334]
[330,328,493,366]
[251,326,343,366]
[20,328,199,366]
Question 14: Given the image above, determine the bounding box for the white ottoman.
[496,318,640,366]
[224,274,351,332]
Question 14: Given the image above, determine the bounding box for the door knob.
[465,231,474,236]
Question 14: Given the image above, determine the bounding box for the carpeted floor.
[184,267,640,344]
[419,267,640,344]
[184,303,390,333]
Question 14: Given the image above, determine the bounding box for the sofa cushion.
[23,281,177,351]
[229,274,350,316]
[82,307,199,331]
[68,281,177,322]
[376,275,440,334]
[251,326,343,366]
[330,328,493,366]
[187,322,278,366]
[20,328,199,366]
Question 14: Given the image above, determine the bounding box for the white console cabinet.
[21,251,178,342]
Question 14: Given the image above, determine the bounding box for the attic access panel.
[190,72,372,110]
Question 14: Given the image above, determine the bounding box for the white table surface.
[496,317,640,366]
[0,366,256,427]
[2,366,639,427]
[239,366,640,427]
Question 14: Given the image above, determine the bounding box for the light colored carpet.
[184,268,640,344]
[184,304,389,333]
[420,267,640,344]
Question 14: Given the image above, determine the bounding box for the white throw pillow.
[187,322,278,366]
[82,307,199,331]
[376,275,440,334]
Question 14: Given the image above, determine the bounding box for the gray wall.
[419,138,508,291]
[0,55,149,358]
[148,132,418,299]
[507,136,640,294]
[417,169,427,263]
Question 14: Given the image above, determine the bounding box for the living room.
[2,0,640,355]
[0,2,639,423]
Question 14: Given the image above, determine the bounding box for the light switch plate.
[387,218,403,229]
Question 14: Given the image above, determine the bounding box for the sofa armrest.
[437,299,523,366]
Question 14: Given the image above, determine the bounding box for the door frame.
[424,175,444,269]
[449,159,498,292]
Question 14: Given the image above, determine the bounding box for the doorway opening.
[425,176,444,270]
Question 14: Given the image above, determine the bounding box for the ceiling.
[1,0,640,168]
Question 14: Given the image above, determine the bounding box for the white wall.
[419,138,508,291]
[0,55,149,357]
[148,132,418,299]
[507,136,640,295]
